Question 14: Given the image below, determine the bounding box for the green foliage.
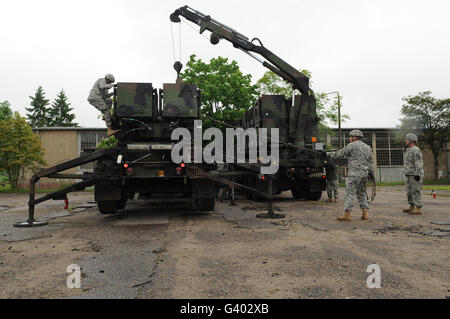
[0,101,13,121]
[256,70,350,138]
[400,91,450,180]
[26,86,50,127]
[96,135,118,149]
[256,69,311,98]
[0,112,46,190]
[181,54,259,129]
[49,89,78,127]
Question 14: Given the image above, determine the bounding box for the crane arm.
[170,5,311,95]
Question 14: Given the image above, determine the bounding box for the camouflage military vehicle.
[238,94,327,201]
[93,79,217,214]
[171,6,328,201]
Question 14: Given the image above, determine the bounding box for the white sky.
[1,0,449,128]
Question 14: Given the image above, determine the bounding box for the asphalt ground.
[0,186,448,299]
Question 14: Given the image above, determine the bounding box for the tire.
[196,198,216,211]
[98,200,118,215]
[291,188,305,199]
[306,191,322,201]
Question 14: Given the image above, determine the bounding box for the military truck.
[14,6,328,227]
[93,80,218,214]
[171,6,328,202]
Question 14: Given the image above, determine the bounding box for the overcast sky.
[1,0,449,128]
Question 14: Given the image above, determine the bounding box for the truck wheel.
[306,191,322,201]
[116,200,127,210]
[98,201,118,215]
[291,188,305,199]
[196,198,216,211]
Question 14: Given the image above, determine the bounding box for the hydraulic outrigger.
[14,149,116,227]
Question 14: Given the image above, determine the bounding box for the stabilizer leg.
[256,175,285,219]
[14,183,48,228]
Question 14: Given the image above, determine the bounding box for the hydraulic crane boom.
[170,5,311,95]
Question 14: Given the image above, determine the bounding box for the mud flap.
[95,180,122,201]
[308,177,326,192]
[192,179,217,199]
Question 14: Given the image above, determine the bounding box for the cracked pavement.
[0,187,449,298]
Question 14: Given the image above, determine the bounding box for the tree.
[256,70,350,136]
[26,86,50,127]
[0,100,13,122]
[400,91,450,180]
[181,54,259,129]
[96,135,118,149]
[49,89,78,127]
[0,112,46,190]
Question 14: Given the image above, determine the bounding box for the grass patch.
[423,185,450,190]
[337,179,450,188]
[0,183,94,193]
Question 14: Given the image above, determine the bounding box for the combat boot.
[403,205,414,213]
[334,198,338,203]
[409,206,422,215]
[326,198,333,203]
[361,209,369,220]
[337,211,351,221]
[107,126,121,136]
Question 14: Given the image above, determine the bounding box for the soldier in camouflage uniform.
[329,130,374,221]
[325,160,339,203]
[403,133,424,215]
[88,74,120,136]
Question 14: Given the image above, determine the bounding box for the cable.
[170,22,176,63]
[182,19,211,42]
[179,22,182,62]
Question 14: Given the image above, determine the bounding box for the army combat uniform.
[87,77,115,127]
[330,139,374,215]
[404,145,424,209]
[326,161,339,202]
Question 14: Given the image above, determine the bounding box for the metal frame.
[14,148,115,227]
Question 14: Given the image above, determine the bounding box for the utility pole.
[337,92,342,149]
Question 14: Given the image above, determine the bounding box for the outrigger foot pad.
[13,219,49,228]
[256,213,285,219]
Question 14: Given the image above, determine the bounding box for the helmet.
[406,133,418,142]
[349,130,364,138]
[105,73,115,83]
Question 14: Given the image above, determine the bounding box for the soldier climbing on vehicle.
[327,130,375,221]
[87,73,121,136]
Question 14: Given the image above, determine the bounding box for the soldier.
[88,74,120,136]
[325,160,339,203]
[403,133,424,215]
[328,130,374,221]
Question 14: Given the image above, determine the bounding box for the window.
[79,131,108,170]
[328,130,404,167]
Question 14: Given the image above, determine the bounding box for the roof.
[331,127,401,131]
[32,127,106,131]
